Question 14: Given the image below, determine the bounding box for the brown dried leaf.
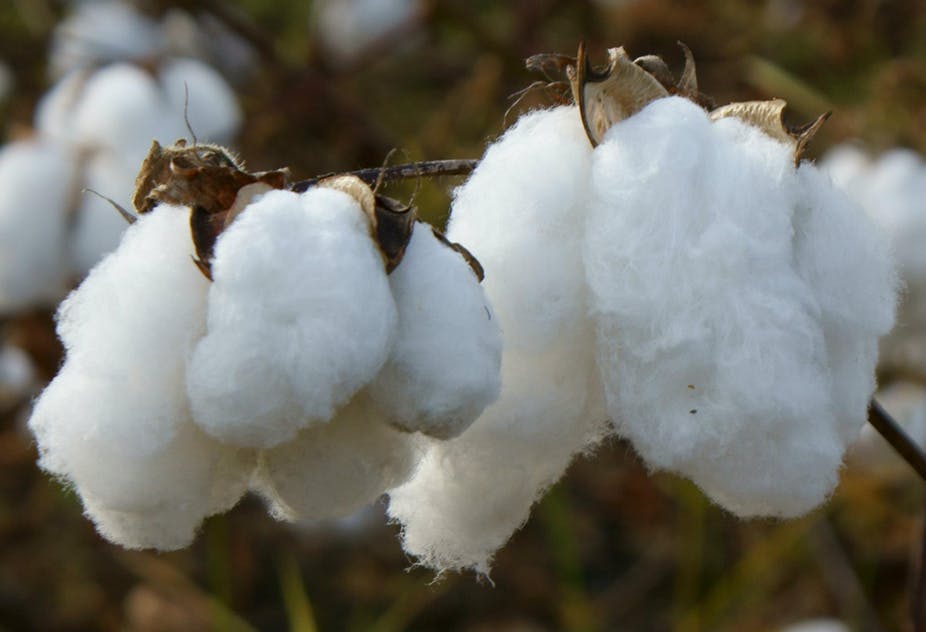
[430,227,485,282]
[709,100,830,165]
[569,43,669,146]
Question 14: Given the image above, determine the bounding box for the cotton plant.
[0,3,242,315]
[28,139,501,549]
[389,44,898,573]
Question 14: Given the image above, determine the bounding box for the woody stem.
[868,399,926,481]
[290,159,480,192]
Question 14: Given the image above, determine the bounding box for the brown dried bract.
[132,139,288,277]
[709,100,831,165]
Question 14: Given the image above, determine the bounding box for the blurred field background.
[1,1,926,630]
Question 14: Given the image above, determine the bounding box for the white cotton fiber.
[584,96,895,517]
[388,106,607,573]
[314,0,422,66]
[254,395,419,522]
[187,188,398,449]
[368,225,502,439]
[0,140,76,312]
[823,146,926,376]
[28,204,253,549]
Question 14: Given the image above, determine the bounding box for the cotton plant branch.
[290,159,480,192]
[868,399,926,481]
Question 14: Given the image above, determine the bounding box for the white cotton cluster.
[0,344,36,408]
[0,28,242,314]
[388,107,607,574]
[822,145,926,377]
[186,188,398,448]
[313,0,423,66]
[28,205,253,550]
[586,97,896,517]
[368,224,502,439]
[0,141,77,312]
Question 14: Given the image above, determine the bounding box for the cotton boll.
[0,140,76,312]
[34,69,89,144]
[28,204,253,548]
[792,163,898,444]
[49,1,166,79]
[314,0,422,66]
[0,344,36,407]
[585,97,844,517]
[367,225,502,439]
[254,396,418,522]
[779,620,850,632]
[69,151,137,276]
[187,188,398,448]
[448,106,593,351]
[388,106,606,573]
[160,58,242,144]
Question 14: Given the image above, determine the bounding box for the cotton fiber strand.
[254,396,419,522]
[389,106,607,573]
[368,225,502,439]
[187,188,398,449]
[584,96,895,517]
[28,204,253,549]
[0,141,76,312]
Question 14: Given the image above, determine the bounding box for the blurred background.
[1,1,926,630]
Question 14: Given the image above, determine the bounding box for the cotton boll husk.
[68,151,137,276]
[367,225,502,439]
[187,188,398,449]
[585,96,843,517]
[28,204,253,548]
[160,58,242,144]
[253,395,418,522]
[0,140,76,312]
[388,106,606,573]
[49,1,165,78]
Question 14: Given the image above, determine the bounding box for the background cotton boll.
[187,188,398,448]
[585,97,842,517]
[367,225,502,439]
[160,58,242,144]
[313,0,423,66]
[253,396,418,523]
[447,106,592,352]
[0,140,76,313]
[49,1,165,79]
[0,344,36,409]
[778,620,850,632]
[68,152,138,276]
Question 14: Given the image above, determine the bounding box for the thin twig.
[290,159,479,192]
[868,399,926,482]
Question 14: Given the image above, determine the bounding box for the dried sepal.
[132,139,288,279]
[431,228,485,282]
[710,100,831,165]
[568,42,669,146]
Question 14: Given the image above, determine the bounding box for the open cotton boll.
[49,1,165,79]
[253,396,419,522]
[585,96,851,517]
[367,225,502,439]
[388,106,605,573]
[160,58,242,144]
[447,106,593,351]
[69,151,138,276]
[0,140,76,312]
[28,204,253,548]
[313,0,422,66]
[187,188,398,449]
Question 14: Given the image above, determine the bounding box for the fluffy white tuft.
[0,140,76,312]
[368,224,502,439]
[388,107,607,573]
[254,395,419,522]
[584,97,895,517]
[187,188,398,448]
[28,204,253,549]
